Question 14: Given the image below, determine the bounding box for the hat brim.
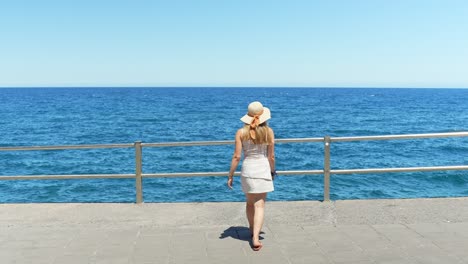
[240,107,271,125]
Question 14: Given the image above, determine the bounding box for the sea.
[0,87,467,203]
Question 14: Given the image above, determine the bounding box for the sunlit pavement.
[1,198,468,263]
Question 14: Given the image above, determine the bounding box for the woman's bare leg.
[245,198,254,234]
[246,193,267,248]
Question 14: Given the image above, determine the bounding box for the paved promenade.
[1,197,468,264]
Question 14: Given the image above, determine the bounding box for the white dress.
[240,138,274,194]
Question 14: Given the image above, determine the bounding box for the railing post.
[323,136,331,201]
[134,141,143,204]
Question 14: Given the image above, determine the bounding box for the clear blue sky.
[0,0,467,87]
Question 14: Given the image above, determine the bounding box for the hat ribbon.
[248,110,263,140]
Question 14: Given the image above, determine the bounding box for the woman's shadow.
[219,226,264,243]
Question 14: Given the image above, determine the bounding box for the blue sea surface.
[0,87,467,203]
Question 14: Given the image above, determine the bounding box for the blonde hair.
[242,123,273,144]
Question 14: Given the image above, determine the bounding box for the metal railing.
[1,132,467,203]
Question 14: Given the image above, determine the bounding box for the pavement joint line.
[405,224,466,263]
[336,224,377,261]
[373,224,459,263]
[264,224,293,264]
[203,228,209,257]
[304,224,337,264]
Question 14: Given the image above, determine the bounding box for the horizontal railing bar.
[1,132,466,151]
[0,144,134,151]
[0,174,135,180]
[276,170,324,175]
[142,140,234,147]
[331,165,468,174]
[143,172,238,178]
[276,138,324,143]
[143,170,324,178]
[1,166,465,180]
[331,132,468,142]
[142,138,324,148]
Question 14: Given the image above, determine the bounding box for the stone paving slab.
[1,197,468,263]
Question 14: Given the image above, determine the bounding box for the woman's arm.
[267,128,276,179]
[227,129,243,189]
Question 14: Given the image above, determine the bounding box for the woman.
[227,101,276,251]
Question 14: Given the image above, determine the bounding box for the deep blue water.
[0,87,467,203]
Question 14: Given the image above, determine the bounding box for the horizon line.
[1,86,468,89]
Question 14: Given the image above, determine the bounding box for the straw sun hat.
[240,101,271,125]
